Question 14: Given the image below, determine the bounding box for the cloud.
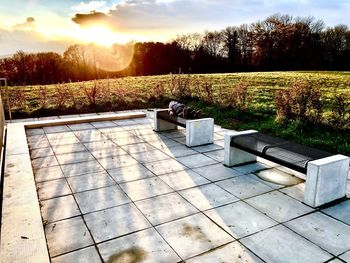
[71,0,350,34]
[72,1,107,12]
[0,17,71,56]
[13,17,36,31]
[72,11,110,27]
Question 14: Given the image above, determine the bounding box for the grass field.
[3,71,350,154]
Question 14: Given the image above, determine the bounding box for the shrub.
[169,73,191,99]
[9,86,26,110]
[83,81,99,106]
[329,92,350,130]
[38,86,48,108]
[227,81,251,111]
[54,84,69,108]
[275,82,323,124]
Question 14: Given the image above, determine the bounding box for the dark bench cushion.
[231,132,331,173]
[157,110,187,128]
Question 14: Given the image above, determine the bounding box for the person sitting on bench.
[168,101,201,119]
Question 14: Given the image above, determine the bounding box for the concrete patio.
[1,110,350,263]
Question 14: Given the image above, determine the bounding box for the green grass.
[3,71,350,154]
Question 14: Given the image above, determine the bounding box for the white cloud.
[72,1,107,12]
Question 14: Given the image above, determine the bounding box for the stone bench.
[153,109,214,147]
[224,130,350,207]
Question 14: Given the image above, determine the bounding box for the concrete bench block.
[153,110,178,132]
[185,118,214,147]
[224,130,258,167]
[304,154,350,207]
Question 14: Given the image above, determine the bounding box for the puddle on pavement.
[255,168,304,186]
[107,247,147,263]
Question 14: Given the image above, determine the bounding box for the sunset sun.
[77,26,121,46]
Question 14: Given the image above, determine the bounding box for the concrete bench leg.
[186,118,214,147]
[153,110,178,132]
[224,130,258,167]
[304,154,350,207]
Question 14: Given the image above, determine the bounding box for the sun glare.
[78,26,123,46]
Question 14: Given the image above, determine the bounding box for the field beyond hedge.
[3,71,350,154]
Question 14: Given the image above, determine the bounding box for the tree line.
[1,14,350,85]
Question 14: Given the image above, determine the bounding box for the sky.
[0,0,349,56]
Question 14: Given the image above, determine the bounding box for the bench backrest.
[231,132,331,173]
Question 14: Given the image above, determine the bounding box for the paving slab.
[186,241,263,263]
[176,154,218,169]
[84,140,116,151]
[73,130,108,142]
[135,192,199,225]
[41,195,80,223]
[98,126,126,134]
[51,246,101,263]
[43,125,70,134]
[61,160,104,177]
[156,213,234,260]
[241,225,332,263]
[322,199,350,225]
[26,128,45,136]
[247,173,285,189]
[233,162,271,175]
[98,228,180,263]
[45,217,93,257]
[216,175,274,199]
[193,163,241,182]
[120,177,174,201]
[75,185,131,214]
[34,166,65,182]
[46,132,80,146]
[192,144,223,153]
[159,170,210,191]
[31,156,59,170]
[56,151,95,165]
[28,137,51,149]
[143,159,187,175]
[149,138,182,150]
[161,130,186,138]
[97,155,139,170]
[179,184,239,211]
[340,250,350,262]
[68,123,95,131]
[84,203,151,243]
[90,120,117,128]
[67,171,115,193]
[246,191,314,222]
[113,119,138,126]
[137,133,169,142]
[130,149,171,163]
[89,146,128,159]
[107,163,155,183]
[37,178,71,200]
[51,143,86,155]
[279,183,305,202]
[203,149,224,162]
[172,136,186,144]
[46,132,76,140]
[254,168,303,187]
[110,135,144,146]
[205,201,277,239]
[121,142,156,154]
[285,212,350,255]
[30,147,54,159]
[159,144,198,158]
